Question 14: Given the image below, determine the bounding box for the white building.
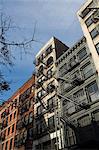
[33,37,69,150]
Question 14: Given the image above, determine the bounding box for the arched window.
[47,56,53,67]
[38,65,44,76]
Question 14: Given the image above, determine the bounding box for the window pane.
[95,43,99,55]
[9,138,13,150]
[90,27,99,39]
[85,16,93,27]
[82,63,93,79]
[87,81,98,95]
[77,47,87,60]
[5,141,8,150]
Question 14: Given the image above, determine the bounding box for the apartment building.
[33,37,69,150]
[77,0,99,75]
[14,75,35,150]
[56,36,99,149]
[0,91,19,150]
[0,75,35,150]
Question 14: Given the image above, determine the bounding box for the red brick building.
[0,74,35,150]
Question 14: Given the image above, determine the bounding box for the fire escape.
[14,87,34,150]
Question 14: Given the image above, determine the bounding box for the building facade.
[77,0,99,76]
[56,36,99,149]
[0,75,35,150]
[14,75,35,150]
[33,37,69,150]
[0,91,19,150]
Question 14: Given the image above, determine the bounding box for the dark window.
[8,127,10,135]
[85,16,93,27]
[11,103,13,110]
[81,2,93,18]
[47,56,53,67]
[77,47,87,60]
[48,116,55,128]
[47,97,54,109]
[9,138,13,150]
[95,43,99,55]
[87,81,98,95]
[38,65,44,76]
[81,62,93,79]
[10,114,12,121]
[12,124,14,133]
[59,63,68,76]
[46,46,52,55]
[47,82,55,93]
[90,27,99,39]
[5,141,8,150]
[28,128,33,139]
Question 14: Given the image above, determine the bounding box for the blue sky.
[0,0,86,103]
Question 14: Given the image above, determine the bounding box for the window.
[47,81,55,93]
[37,89,46,99]
[12,124,14,133]
[87,81,98,95]
[37,105,43,115]
[95,43,99,55]
[77,47,87,60]
[90,27,99,39]
[28,128,33,139]
[9,138,13,150]
[2,143,4,150]
[73,89,87,108]
[48,116,55,128]
[5,141,8,150]
[47,97,54,109]
[59,63,68,76]
[67,127,76,146]
[47,56,53,67]
[81,63,93,79]
[46,46,52,55]
[10,114,12,121]
[78,115,91,127]
[8,127,10,135]
[29,112,33,123]
[85,16,93,27]
[47,68,53,79]
[81,2,93,18]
